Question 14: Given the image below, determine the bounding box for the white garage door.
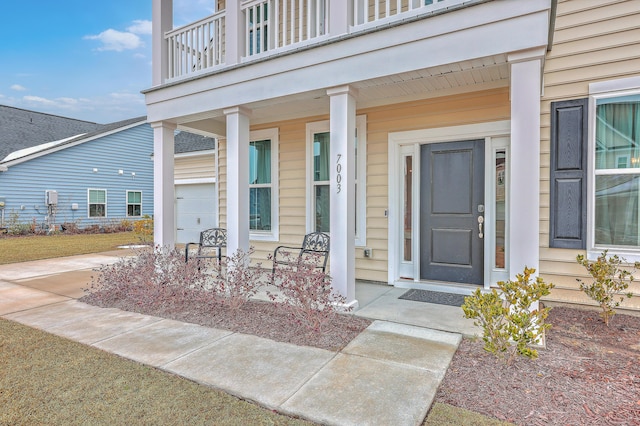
[175,183,217,244]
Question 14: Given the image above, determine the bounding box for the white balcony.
[163,0,476,81]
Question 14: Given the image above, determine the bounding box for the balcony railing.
[166,11,225,80]
[164,0,467,80]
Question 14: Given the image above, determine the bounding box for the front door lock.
[478,216,484,239]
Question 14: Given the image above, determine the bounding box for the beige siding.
[174,154,216,181]
[217,89,510,280]
[540,0,640,306]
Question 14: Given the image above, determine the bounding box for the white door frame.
[388,120,511,290]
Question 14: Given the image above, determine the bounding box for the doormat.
[399,289,467,307]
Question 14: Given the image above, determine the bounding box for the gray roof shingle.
[1,105,216,162]
[174,131,216,153]
[0,105,101,160]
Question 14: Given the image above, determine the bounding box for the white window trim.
[88,188,107,219]
[305,116,367,246]
[249,127,279,242]
[587,77,640,261]
[126,190,142,218]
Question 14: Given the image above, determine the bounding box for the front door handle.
[478,216,484,239]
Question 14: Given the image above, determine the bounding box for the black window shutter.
[549,98,588,249]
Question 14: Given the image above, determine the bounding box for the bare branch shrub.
[84,246,213,311]
[207,247,265,310]
[268,251,348,333]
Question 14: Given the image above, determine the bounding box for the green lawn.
[0,232,140,264]
[0,318,313,425]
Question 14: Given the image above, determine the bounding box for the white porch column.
[509,51,543,277]
[152,0,172,86]
[224,106,251,256]
[151,121,177,248]
[327,86,358,307]
[225,0,245,66]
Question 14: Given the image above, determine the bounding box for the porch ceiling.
[178,54,510,137]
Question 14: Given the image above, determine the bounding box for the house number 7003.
[336,154,342,194]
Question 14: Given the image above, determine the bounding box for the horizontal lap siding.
[359,88,510,282]
[0,124,154,229]
[174,154,216,180]
[217,89,509,280]
[540,0,640,306]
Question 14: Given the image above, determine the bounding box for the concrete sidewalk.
[0,252,465,426]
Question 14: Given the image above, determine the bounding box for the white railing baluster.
[307,0,311,39]
[289,0,296,44]
[164,10,225,79]
[298,0,302,42]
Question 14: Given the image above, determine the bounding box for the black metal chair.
[185,228,227,263]
[271,232,330,282]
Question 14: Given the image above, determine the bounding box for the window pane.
[314,132,330,181]
[403,156,412,262]
[128,205,141,217]
[128,191,141,204]
[495,150,506,269]
[249,187,271,230]
[595,175,640,246]
[315,184,330,232]
[249,140,271,184]
[595,95,640,169]
[89,190,105,203]
[89,204,105,218]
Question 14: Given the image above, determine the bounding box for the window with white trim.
[592,92,640,248]
[306,116,367,246]
[127,191,142,217]
[249,128,278,241]
[88,189,106,218]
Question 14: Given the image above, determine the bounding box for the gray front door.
[420,140,484,284]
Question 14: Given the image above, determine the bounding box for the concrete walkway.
[0,251,474,426]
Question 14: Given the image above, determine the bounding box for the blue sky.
[0,1,215,124]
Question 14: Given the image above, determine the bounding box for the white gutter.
[0,165,7,172]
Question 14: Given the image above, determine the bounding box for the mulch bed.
[80,292,371,352]
[434,306,640,425]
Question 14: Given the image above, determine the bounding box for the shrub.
[85,247,212,310]
[268,251,348,333]
[119,219,134,232]
[133,215,154,244]
[207,247,265,310]
[462,267,554,365]
[576,250,638,326]
[7,210,31,235]
[60,222,81,234]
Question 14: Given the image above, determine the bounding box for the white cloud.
[23,95,57,106]
[10,84,27,91]
[128,20,152,35]
[84,29,143,52]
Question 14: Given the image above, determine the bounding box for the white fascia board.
[146,1,551,122]
[0,164,7,172]
[2,120,148,168]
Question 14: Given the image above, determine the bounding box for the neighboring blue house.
[0,117,154,231]
[0,105,217,234]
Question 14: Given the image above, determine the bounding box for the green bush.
[133,215,154,244]
[462,267,554,365]
[576,250,638,326]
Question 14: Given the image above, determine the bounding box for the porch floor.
[354,281,479,337]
